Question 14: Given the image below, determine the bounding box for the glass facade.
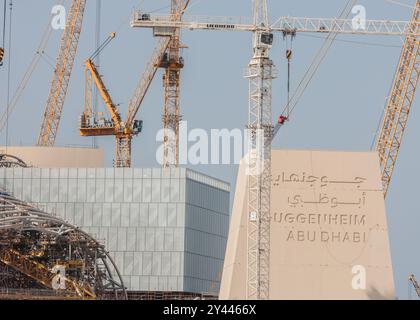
[0,167,230,294]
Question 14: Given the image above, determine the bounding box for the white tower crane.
[245,0,274,300]
[132,1,420,299]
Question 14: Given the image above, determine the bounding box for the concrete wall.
[0,146,104,168]
[220,150,395,300]
[0,167,230,294]
[184,171,230,293]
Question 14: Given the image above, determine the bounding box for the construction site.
[0,0,420,300]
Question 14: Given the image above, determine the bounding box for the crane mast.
[245,0,273,300]
[375,0,420,197]
[160,0,185,168]
[38,0,87,146]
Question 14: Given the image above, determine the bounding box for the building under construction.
[0,155,126,300]
[1,0,420,300]
[0,148,230,299]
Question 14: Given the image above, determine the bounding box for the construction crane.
[80,33,143,167]
[374,0,420,197]
[409,274,420,298]
[37,0,87,147]
[160,0,189,168]
[132,1,419,300]
[80,1,190,167]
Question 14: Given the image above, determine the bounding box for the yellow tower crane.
[159,0,189,168]
[80,1,190,167]
[375,0,420,197]
[38,0,87,146]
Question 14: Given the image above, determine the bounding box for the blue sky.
[1,0,419,299]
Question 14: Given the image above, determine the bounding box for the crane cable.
[0,1,62,133]
[276,0,357,127]
[283,31,295,118]
[89,32,116,61]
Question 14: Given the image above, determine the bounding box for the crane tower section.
[160,0,185,168]
[244,0,275,300]
[375,0,420,197]
[38,0,87,146]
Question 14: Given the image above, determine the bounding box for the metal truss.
[0,190,126,300]
[132,14,420,36]
[375,1,420,197]
[38,0,87,146]
[0,154,29,168]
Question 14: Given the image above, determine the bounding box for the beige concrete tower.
[220,149,395,300]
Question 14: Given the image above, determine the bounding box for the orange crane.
[80,32,143,167]
[80,0,190,167]
[375,0,420,197]
[37,0,87,146]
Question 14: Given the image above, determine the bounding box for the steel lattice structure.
[161,0,189,168]
[243,0,273,301]
[375,1,420,197]
[0,189,126,300]
[38,0,87,146]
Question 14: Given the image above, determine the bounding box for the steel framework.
[242,0,273,300]
[0,154,29,168]
[0,190,126,300]
[38,0,87,146]
[375,1,420,197]
[132,14,420,36]
[161,0,184,168]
